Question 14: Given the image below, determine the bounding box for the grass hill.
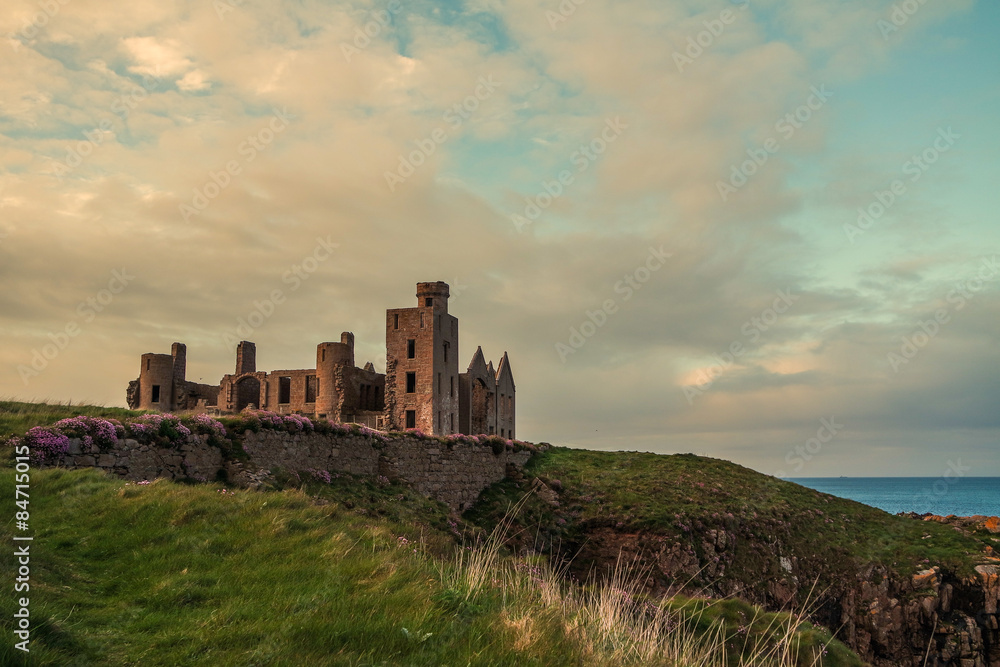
[11,400,987,665]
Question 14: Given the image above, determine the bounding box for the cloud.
[0,0,996,475]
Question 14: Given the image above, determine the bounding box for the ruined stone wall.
[45,431,536,511]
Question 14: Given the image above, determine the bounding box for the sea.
[790,477,1000,517]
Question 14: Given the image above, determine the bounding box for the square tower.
[385,282,459,435]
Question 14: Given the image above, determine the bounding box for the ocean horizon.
[790,477,1000,517]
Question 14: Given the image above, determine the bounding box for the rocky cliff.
[469,448,1000,666]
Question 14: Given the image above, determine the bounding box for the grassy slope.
[0,468,861,666]
[0,402,867,665]
[0,401,143,440]
[468,448,994,604]
[0,468,577,666]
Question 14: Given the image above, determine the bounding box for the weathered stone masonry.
[46,430,536,511]
[128,281,516,439]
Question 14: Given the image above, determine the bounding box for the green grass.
[0,466,860,666]
[0,400,143,439]
[0,468,571,666]
[467,448,993,607]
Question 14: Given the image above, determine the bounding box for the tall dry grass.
[441,514,838,667]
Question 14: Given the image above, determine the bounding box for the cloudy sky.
[2,0,997,476]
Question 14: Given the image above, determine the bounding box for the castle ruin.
[126,282,516,438]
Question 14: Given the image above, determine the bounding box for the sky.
[1,0,997,477]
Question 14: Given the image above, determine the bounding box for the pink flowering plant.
[225,409,317,435]
[125,413,191,445]
[190,413,227,438]
[17,427,71,465]
[52,416,123,450]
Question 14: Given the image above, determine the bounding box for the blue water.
[791,477,1000,517]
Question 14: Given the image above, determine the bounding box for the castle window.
[450,376,454,397]
[443,341,449,362]
[394,314,399,329]
[405,410,416,429]
[151,385,160,403]
[437,411,441,431]
[406,372,416,393]
[279,376,291,404]
[407,339,415,359]
[306,375,317,403]
[146,359,150,371]
[437,372,441,395]
[420,313,424,328]
[449,413,454,432]
[425,297,433,307]
[322,348,326,362]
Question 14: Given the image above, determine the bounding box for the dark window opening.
[406,372,416,393]
[450,376,454,398]
[437,411,441,431]
[443,342,449,363]
[146,359,150,371]
[407,339,415,359]
[321,349,326,362]
[279,376,291,404]
[449,413,454,432]
[405,410,416,429]
[420,313,424,328]
[394,314,399,329]
[306,375,317,403]
[425,297,433,307]
[151,385,161,403]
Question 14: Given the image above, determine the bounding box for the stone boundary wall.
[46,431,535,511]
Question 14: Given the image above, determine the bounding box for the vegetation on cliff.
[0,466,858,666]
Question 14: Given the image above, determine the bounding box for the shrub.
[126,414,192,446]
[189,413,227,439]
[19,427,71,464]
[52,416,123,450]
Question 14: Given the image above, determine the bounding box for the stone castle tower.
[385,281,459,434]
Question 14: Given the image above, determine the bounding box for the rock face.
[557,522,1000,667]
[44,432,536,512]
